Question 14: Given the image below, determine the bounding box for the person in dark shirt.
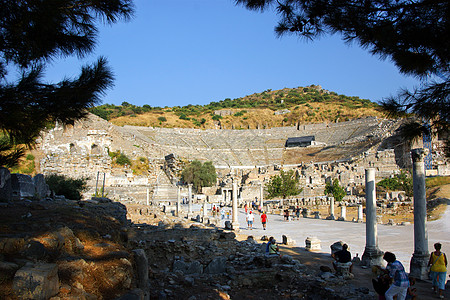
[332,244,353,273]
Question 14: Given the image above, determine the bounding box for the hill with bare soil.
[90,85,386,130]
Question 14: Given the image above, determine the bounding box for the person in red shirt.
[261,212,268,230]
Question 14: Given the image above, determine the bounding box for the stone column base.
[410,253,429,280]
[231,221,240,232]
[361,246,384,267]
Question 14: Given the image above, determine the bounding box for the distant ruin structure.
[36,114,449,204]
[285,136,315,147]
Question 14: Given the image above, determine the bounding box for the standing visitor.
[284,209,290,221]
[295,206,300,220]
[428,242,447,299]
[246,211,254,230]
[220,208,225,220]
[261,211,268,230]
[382,252,410,300]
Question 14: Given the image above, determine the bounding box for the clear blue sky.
[43,0,421,108]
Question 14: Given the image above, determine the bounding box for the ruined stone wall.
[37,114,448,204]
[38,114,159,201]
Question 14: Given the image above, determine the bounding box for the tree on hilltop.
[0,0,134,167]
[236,0,449,155]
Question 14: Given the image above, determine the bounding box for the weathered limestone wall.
[38,114,159,193]
[36,114,448,203]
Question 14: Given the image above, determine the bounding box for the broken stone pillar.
[32,174,49,200]
[336,263,352,278]
[305,236,321,251]
[362,168,383,266]
[282,235,296,245]
[0,167,12,202]
[232,180,240,231]
[339,205,346,221]
[203,197,208,220]
[188,184,193,214]
[409,148,429,280]
[132,249,150,299]
[11,174,35,200]
[328,196,335,219]
[13,263,59,300]
[222,188,226,205]
[176,186,181,217]
[357,204,363,222]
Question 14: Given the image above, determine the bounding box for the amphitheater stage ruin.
[37,113,449,206]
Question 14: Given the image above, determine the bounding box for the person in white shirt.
[246,211,254,230]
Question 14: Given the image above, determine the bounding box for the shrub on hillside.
[116,153,131,166]
[45,174,88,200]
[179,114,190,120]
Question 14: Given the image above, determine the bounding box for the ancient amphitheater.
[123,116,400,168]
[37,113,448,203]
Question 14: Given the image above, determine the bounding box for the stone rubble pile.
[0,195,133,299]
[128,220,376,299]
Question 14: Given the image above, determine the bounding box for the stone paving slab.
[230,205,450,275]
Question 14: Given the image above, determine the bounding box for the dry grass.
[109,103,385,129]
[427,176,450,189]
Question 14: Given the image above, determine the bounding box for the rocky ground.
[0,193,448,299]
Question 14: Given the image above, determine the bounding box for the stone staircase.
[152,170,178,204]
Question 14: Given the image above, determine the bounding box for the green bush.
[158,116,167,122]
[45,174,88,200]
[116,153,131,166]
[377,171,413,196]
[179,114,190,120]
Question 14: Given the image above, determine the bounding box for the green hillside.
[90,85,385,129]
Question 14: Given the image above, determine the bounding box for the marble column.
[203,197,208,221]
[340,205,346,220]
[326,196,335,220]
[176,186,181,217]
[260,183,264,209]
[410,148,429,280]
[357,204,363,222]
[362,168,383,266]
[232,180,240,231]
[222,188,226,206]
[188,184,193,214]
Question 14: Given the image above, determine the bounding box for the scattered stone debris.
[0,195,380,299]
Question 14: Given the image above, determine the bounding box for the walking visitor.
[261,211,267,230]
[428,242,447,299]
